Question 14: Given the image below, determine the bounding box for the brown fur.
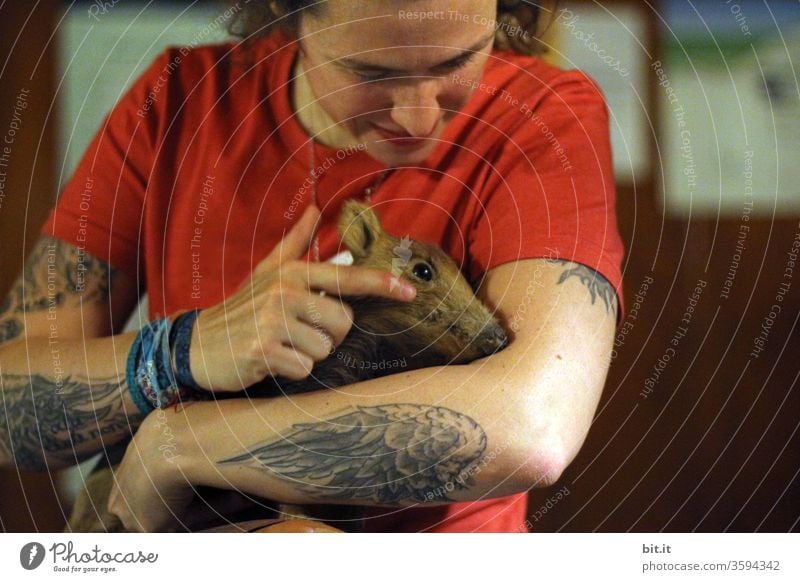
[67,201,506,532]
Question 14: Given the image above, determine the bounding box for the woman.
[0,0,623,533]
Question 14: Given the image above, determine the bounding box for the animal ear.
[339,200,384,259]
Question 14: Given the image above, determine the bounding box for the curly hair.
[225,0,557,55]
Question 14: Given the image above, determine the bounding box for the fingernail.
[401,284,416,300]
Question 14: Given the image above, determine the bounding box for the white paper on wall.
[658,1,800,218]
[553,2,651,185]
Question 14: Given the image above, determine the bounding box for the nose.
[479,323,509,356]
[389,79,442,138]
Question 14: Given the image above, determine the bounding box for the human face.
[295,0,497,167]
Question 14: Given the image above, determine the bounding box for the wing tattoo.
[0,373,134,470]
[217,404,488,504]
[547,259,618,316]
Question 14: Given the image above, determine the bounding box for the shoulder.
[139,32,293,93]
[455,49,610,160]
[127,32,293,121]
[479,49,608,116]
[143,41,245,91]
[459,49,612,165]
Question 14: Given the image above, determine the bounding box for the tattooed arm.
[107,258,618,531]
[544,259,619,317]
[0,236,145,470]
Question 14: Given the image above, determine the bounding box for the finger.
[284,319,334,362]
[262,345,315,381]
[256,205,321,273]
[305,263,417,302]
[107,492,138,533]
[292,293,354,347]
[255,519,344,533]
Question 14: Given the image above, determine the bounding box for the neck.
[291,54,358,149]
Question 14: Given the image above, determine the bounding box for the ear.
[269,1,285,17]
[339,200,384,260]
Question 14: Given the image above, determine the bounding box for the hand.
[188,205,417,392]
[253,519,344,533]
[105,402,349,533]
[106,407,195,532]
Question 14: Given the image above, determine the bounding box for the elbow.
[502,418,573,491]
[1,442,63,472]
[0,454,52,473]
[512,440,570,490]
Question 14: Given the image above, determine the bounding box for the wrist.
[144,403,203,483]
[164,399,274,492]
[187,330,207,391]
[171,309,207,392]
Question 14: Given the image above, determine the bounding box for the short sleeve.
[469,71,626,317]
[39,51,171,281]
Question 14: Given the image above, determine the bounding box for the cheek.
[443,59,492,112]
[446,84,478,111]
[435,80,481,121]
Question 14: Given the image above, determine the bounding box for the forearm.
[0,331,145,470]
[172,360,552,508]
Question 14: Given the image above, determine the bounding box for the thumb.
[258,204,321,272]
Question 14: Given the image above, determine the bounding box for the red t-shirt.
[42,31,624,532]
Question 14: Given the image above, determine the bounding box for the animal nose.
[479,324,508,356]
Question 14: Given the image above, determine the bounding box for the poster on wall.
[658,0,800,218]
[547,2,650,185]
[58,2,229,182]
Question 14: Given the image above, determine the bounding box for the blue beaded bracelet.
[131,317,175,410]
[150,317,177,408]
[171,309,204,393]
[157,319,179,405]
[137,318,165,409]
[127,312,206,413]
[126,329,154,416]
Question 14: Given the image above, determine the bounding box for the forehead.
[300,0,496,63]
[412,240,464,271]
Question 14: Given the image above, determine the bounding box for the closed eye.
[432,52,479,74]
[352,52,479,82]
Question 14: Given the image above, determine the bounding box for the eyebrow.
[332,32,495,73]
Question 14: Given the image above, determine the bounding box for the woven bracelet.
[126,328,155,416]
[151,317,176,408]
[137,319,164,409]
[171,309,205,393]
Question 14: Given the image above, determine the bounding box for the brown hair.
[225,0,557,55]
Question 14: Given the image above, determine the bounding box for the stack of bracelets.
[125,309,211,414]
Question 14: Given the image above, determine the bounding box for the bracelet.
[126,329,154,416]
[152,317,179,408]
[137,318,168,408]
[171,309,205,393]
[127,311,206,413]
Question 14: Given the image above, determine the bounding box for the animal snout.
[478,323,509,356]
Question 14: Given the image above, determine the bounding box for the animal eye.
[412,262,434,282]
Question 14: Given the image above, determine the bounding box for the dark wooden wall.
[0,1,797,532]
[0,0,66,532]
[528,0,800,532]
[528,186,800,532]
